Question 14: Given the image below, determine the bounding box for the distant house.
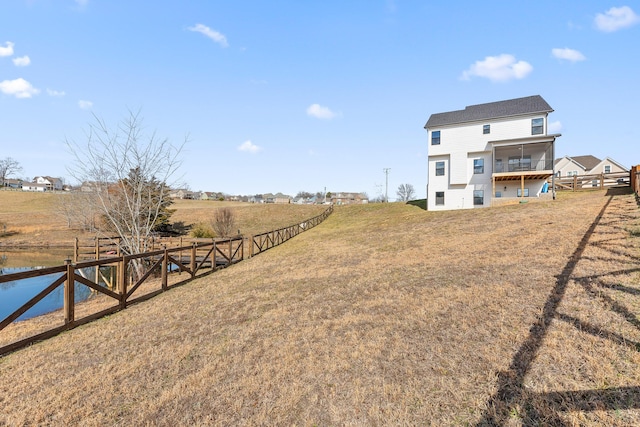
[33,176,63,191]
[263,193,291,204]
[330,192,369,205]
[555,155,628,177]
[3,179,22,189]
[22,182,48,192]
[425,95,560,210]
[249,195,264,203]
[169,189,194,199]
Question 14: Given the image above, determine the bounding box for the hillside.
[0,191,326,248]
[1,189,639,425]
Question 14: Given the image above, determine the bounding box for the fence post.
[74,237,79,263]
[64,259,75,326]
[600,173,604,189]
[228,238,233,263]
[249,235,254,258]
[240,236,244,260]
[573,175,577,191]
[119,256,128,309]
[212,240,217,270]
[190,243,197,278]
[95,238,100,260]
[162,246,168,291]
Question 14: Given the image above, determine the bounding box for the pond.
[0,250,98,322]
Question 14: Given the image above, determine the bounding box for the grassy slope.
[0,191,326,247]
[1,190,639,425]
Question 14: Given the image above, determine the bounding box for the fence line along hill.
[1,189,639,425]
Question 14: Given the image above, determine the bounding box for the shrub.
[190,222,215,238]
[211,207,236,237]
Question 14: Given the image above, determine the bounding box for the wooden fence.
[632,165,640,205]
[0,206,333,356]
[553,171,630,191]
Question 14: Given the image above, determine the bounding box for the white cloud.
[12,55,30,67]
[188,24,229,48]
[47,88,66,97]
[238,140,262,154]
[548,120,562,134]
[78,100,93,110]
[0,78,39,98]
[551,48,586,62]
[595,6,639,32]
[0,41,15,57]
[461,54,533,82]
[306,103,338,119]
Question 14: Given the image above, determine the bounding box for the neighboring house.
[169,189,194,199]
[555,155,628,177]
[33,176,63,191]
[3,179,22,189]
[22,182,48,192]
[424,95,561,211]
[330,192,369,205]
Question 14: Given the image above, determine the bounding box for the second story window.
[531,118,543,135]
[483,124,490,134]
[474,159,484,174]
[431,130,441,145]
[604,165,611,173]
[435,161,445,176]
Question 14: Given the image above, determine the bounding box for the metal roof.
[425,95,553,128]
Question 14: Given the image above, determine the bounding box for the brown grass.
[0,191,325,248]
[0,189,639,425]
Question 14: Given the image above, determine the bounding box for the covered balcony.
[492,140,554,182]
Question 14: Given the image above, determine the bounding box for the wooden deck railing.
[0,206,332,356]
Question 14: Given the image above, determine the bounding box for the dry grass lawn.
[1,189,639,425]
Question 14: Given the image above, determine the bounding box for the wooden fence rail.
[1,206,332,356]
[553,171,629,192]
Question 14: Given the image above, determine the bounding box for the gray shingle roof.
[567,155,602,171]
[424,95,553,128]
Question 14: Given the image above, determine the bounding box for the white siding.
[427,113,550,211]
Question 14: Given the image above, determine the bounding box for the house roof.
[554,155,601,171]
[425,95,553,128]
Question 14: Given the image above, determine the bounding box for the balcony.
[492,142,554,181]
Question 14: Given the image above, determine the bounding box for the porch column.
[492,177,495,207]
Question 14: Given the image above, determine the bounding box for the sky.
[1,1,639,200]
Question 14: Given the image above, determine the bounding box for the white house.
[555,155,628,177]
[424,95,561,211]
[32,176,63,191]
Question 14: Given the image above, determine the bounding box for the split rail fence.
[0,206,333,356]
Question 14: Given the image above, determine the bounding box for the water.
[0,250,97,322]
[0,267,94,321]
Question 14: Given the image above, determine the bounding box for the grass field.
[1,189,639,425]
[0,191,326,248]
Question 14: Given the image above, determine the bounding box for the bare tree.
[66,110,185,277]
[211,207,236,237]
[0,157,23,187]
[396,183,416,202]
[53,192,100,231]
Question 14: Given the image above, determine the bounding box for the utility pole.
[383,168,391,202]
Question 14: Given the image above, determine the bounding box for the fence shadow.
[476,193,640,425]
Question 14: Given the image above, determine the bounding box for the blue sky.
[1,1,638,200]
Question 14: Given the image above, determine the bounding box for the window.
[508,155,531,172]
[474,159,484,174]
[604,165,611,173]
[495,159,503,173]
[435,161,445,176]
[531,118,543,135]
[495,191,502,198]
[435,191,445,205]
[483,124,490,134]
[567,170,578,177]
[431,130,441,145]
[517,188,529,197]
[473,190,484,205]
